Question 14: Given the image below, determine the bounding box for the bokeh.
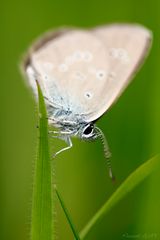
[1,0,160,239]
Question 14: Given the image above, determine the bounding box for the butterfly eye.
[83,124,94,135]
[81,124,98,141]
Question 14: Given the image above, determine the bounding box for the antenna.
[95,126,115,182]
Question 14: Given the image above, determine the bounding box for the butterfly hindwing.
[26,30,110,118]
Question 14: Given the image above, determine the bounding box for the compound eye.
[83,124,94,135]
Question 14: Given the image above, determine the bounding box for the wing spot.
[74,71,87,80]
[73,51,83,61]
[65,51,93,65]
[117,48,130,63]
[118,48,126,57]
[96,70,107,80]
[58,64,68,72]
[109,48,118,58]
[109,48,130,63]
[83,51,93,62]
[108,71,116,81]
[44,75,49,80]
[84,91,93,99]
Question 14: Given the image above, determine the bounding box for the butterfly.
[21,24,152,179]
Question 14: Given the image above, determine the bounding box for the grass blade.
[80,155,160,239]
[55,186,81,240]
[31,80,54,240]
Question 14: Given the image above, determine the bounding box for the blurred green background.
[1,0,160,239]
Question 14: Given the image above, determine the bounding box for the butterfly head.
[79,123,98,141]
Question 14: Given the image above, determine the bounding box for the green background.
[1,0,160,239]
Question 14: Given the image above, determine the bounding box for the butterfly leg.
[49,130,61,134]
[53,136,73,157]
[49,129,75,135]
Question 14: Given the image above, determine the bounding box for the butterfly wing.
[23,24,152,123]
[88,24,152,122]
[24,29,111,120]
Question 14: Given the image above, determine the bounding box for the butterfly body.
[47,99,98,141]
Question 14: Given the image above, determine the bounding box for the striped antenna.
[95,126,115,181]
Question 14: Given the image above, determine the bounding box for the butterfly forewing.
[89,24,152,121]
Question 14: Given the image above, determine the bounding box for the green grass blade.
[31,80,54,240]
[55,186,81,240]
[80,155,160,239]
